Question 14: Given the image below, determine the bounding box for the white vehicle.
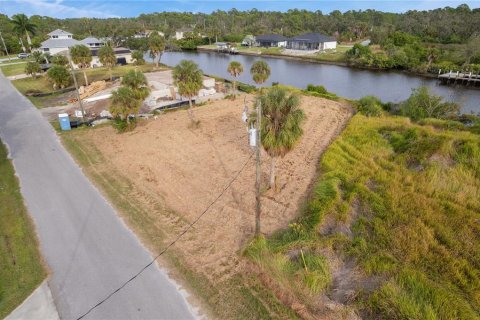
[17,53,31,59]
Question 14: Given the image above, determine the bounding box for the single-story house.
[287,33,337,51]
[255,34,287,47]
[241,35,256,47]
[134,30,165,39]
[90,47,133,67]
[175,28,193,40]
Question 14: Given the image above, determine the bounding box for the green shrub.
[46,65,71,89]
[399,86,460,121]
[356,96,383,117]
[306,84,327,94]
[237,82,256,93]
[24,61,41,79]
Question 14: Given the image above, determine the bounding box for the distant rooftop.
[256,34,287,42]
[289,33,336,43]
[79,37,104,44]
[48,29,73,36]
[41,38,79,48]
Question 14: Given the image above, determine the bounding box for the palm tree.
[11,14,36,50]
[258,87,305,190]
[121,69,150,100]
[227,61,243,99]
[250,60,271,86]
[110,86,141,127]
[70,45,92,86]
[148,32,165,68]
[98,44,116,81]
[172,60,203,122]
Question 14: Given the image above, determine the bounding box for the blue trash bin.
[58,113,71,131]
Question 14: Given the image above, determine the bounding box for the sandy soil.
[82,94,351,283]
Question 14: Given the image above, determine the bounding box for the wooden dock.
[438,70,480,86]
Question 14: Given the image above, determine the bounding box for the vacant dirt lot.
[77,94,351,286]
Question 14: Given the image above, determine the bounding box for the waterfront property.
[255,34,288,47]
[287,33,337,51]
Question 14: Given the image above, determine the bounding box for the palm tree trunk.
[109,67,113,81]
[83,70,89,86]
[233,80,236,99]
[25,30,32,51]
[269,157,276,190]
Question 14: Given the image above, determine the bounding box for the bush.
[399,86,460,121]
[24,61,41,79]
[52,55,69,66]
[131,50,145,65]
[306,84,327,94]
[112,117,136,133]
[237,82,256,93]
[46,65,71,89]
[356,96,383,117]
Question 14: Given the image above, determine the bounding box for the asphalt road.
[0,73,196,319]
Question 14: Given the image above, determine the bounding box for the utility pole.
[67,48,86,124]
[0,31,11,62]
[255,99,262,236]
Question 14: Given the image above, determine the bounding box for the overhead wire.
[76,150,254,320]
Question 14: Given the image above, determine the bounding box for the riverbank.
[196,46,440,80]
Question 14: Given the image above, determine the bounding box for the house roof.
[90,47,131,57]
[41,38,80,49]
[79,37,104,44]
[48,29,73,36]
[256,34,287,42]
[289,33,336,43]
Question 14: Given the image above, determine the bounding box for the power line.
[76,151,254,320]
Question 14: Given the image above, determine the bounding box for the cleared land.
[0,141,46,318]
[60,94,351,318]
[247,115,480,319]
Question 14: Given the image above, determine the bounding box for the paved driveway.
[0,73,196,319]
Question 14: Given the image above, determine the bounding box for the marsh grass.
[246,115,480,319]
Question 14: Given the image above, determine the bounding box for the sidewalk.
[6,281,60,320]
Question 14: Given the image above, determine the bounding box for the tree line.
[1,4,480,55]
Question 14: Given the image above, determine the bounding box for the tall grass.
[246,115,480,319]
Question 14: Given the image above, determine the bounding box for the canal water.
[157,51,480,113]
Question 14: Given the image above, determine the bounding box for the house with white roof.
[40,29,132,68]
[40,29,79,55]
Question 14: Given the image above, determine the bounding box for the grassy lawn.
[308,45,350,62]
[0,62,29,76]
[59,125,297,320]
[0,141,46,319]
[10,63,161,108]
[246,115,480,319]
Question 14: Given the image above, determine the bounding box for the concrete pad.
[6,281,60,320]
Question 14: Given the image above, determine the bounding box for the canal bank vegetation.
[245,104,480,318]
[346,31,480,74]
[0,141,46,318]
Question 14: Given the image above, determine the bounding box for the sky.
[1,0,479,19]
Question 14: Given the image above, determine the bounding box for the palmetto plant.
[70,45,92,86]
[121,69,150,100]
[258,87,305,189]
[250,60,271,86]
[227,61,243,99]
[172,59,203,122]
[110,86,141,127]
[11,14,36,49]
[98,44,116,80]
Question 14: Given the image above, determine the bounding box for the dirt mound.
[83,94,351,284]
